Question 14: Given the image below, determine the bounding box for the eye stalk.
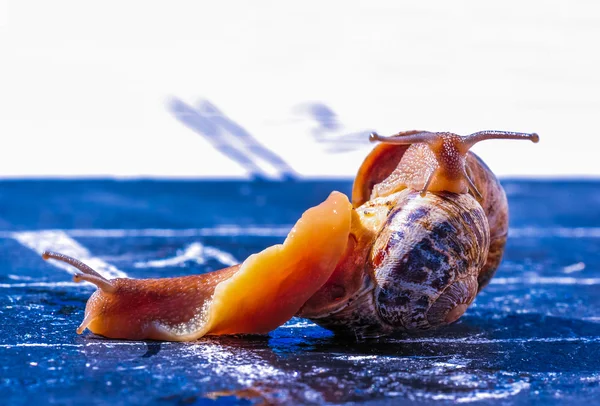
[42,251,116,293]
[369,130,539,197]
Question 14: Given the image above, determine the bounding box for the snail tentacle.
[73,273,117,293]
[463,167,483,199]
[419,166,437,197]
[462,130,539,150]
[368,130,540,196]
[369,131,438,145]
[42,250,106,279]
[42,250,116,293]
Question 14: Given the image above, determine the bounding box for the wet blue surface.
[1,179,600,405]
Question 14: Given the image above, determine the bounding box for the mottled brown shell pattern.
[307,189,489,338]
[305,151,507,339]
[372,191,489,331]
[465,153,508,290]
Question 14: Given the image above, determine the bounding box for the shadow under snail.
[42,129,539,341]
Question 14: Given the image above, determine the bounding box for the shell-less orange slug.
[43,130,538,341]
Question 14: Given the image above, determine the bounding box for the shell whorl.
[372,191,490,331]
[306,189,490,339]
[303,145,511,339]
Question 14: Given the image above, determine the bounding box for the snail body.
[42,130,538,341]
[43,192,352,340]
[299,131,537,338]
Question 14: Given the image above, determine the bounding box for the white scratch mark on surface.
[0,281,82,289]
[134,242,237,269]
[387,336,600,345]
[65,226,291,238]
[181,339,289,388]
[508,227,600,238]
[280,320,318,329]
[563,262,586,274]
[12,230,128,279]
[0,342,180,349]
[335,355,378,361]
[491,276,600,286]
[432,380,530,403]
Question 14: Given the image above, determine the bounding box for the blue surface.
[1,180,600,405]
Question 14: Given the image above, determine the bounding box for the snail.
[42,192,352,340]
[42,130,538,341]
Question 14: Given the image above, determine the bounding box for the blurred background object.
[1,1,598,179]
[169,98,298,180]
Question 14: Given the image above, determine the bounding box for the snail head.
[370,130,539,197]
[42,251,157,339]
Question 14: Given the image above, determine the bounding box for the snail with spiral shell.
[42,130,538,340]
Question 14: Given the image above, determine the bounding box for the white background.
[1,1,598,179]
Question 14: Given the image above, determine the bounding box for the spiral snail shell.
[42,130,538,341]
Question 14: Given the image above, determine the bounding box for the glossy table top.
[1,179,598,405]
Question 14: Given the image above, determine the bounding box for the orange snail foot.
[155,191,353,340]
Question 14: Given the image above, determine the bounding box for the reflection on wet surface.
[1,180,599,405]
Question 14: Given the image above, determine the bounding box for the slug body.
[42,130,538,341]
